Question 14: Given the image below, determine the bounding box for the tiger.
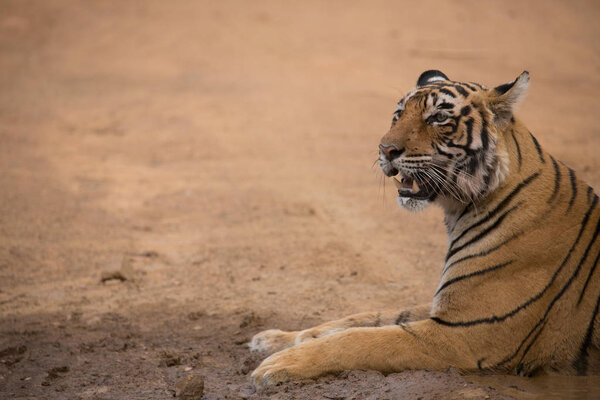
[249,70,600,388]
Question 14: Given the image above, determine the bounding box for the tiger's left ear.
[486,71,529,127]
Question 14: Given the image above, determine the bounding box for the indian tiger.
[249,70,600,387]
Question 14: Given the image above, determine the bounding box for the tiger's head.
[379,70,529,213]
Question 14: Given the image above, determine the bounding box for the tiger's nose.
[379,143,402,161]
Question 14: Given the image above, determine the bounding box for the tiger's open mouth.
[392,174,435,200]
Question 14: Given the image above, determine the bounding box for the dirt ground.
[1,1,600,399]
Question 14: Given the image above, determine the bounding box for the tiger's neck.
[442,118,539,236]
[432,116,599,333]
[439,115,597,278]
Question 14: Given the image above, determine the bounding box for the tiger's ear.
[416,70,449,87]
[486,71,530,126]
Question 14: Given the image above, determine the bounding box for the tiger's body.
[250,71,600,387]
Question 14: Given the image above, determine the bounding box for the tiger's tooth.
[412,180,419,193]
[393,177,403,190]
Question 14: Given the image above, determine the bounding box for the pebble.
[175,374,204,399]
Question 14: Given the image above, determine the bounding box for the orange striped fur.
[250,71,600,387]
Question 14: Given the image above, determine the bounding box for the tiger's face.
[379,70,525,212]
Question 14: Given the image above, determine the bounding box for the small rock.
[238,356,257,375]
[239,385,256,398]
[46,366,69,379]
[100,270,127,283]
[234,336,250,345]
[239,312,263,329]
[40,365,69,387]
[159,351,181,367]
[175,374,204,399]
[187,311,205,321]
[0,345,27,358]
[0,345,26,367]
[119,256,136,281]
[101,255,138,283]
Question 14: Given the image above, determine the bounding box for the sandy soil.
[1,1,600,399]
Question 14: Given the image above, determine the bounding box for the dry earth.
[1,1,600,399]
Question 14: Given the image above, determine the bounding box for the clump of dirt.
[159,351,183,368]
[0,345,27,368]
[175,374,205,400]
[42,366,69,387]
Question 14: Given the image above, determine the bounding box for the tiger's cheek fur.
[381,82,514,215]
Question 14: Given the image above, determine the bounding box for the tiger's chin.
[397,196,431,212]
[392,175,435,212]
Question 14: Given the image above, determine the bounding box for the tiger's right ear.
[486,71,530,127]
[416,70,450,87]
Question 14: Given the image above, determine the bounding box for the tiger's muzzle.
[379,145,438,201]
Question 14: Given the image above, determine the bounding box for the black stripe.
[574,289,600,375]
[466,155,480,176]
[439,88,456,98]
[464,118,474,148]
[477,358,485,370]
[403,153,431,158]
[529,132,545,163]
[448,171,541,253]
[447,115,460,135]
[548,155,561,204]
[515,319,549,374]
[445,203,520,262]
[395,310,412,324]
[510,130,522,170]
[432,196,599,328]
[453,204,473,230]
[484,212,600,372]
[455,85,469,97]
[431,92,438,106]
[398,321,419,339]
[513,215,600,368]
[587,187,594,204]
[460,105,471,116]
[462,82,477,91]
[577,242,600,306]
[436,260,514,295]
[435,145,455,159]
[568,168,577,212]
[442,231,523,276]
[480,113,489,151]
[491,304,551,369]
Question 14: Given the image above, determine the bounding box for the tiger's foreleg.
[249,304,431,355]
[394,303,431,324]
[252,319,478,388]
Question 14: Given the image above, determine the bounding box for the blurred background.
[1,1,599,398]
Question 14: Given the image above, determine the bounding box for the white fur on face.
[397,196,430,212]
[426,76,446,83]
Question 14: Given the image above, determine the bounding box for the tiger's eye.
[435,113,447,122]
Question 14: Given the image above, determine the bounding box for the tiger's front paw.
[251,343,324,388]
[248,329,297,355]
